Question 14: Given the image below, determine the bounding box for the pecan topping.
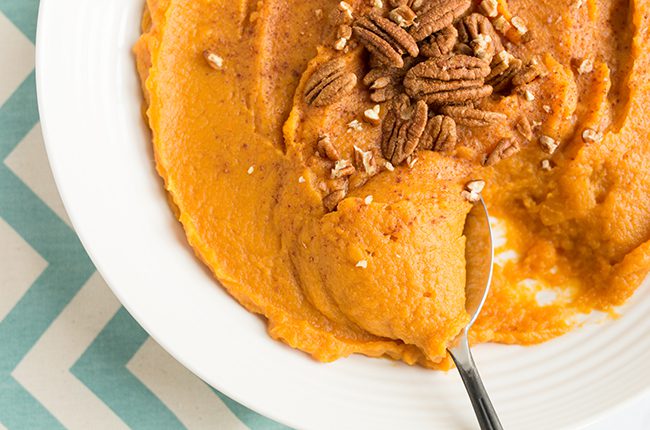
[478,0,498,18]
[512,59,545,87]
[582,128,603,143]
[362,63,410,102]
[514,115,533,140]
[203,50,224,70]
[492,15,511,35]
[363,104,382,125]
[331,159,356,178]
[389,5,417,28]
[539,135,558,154]
[440,105,506,127]
[381,95,428,165]
[323,187,348,211]
[353,12,419,68]
[577,57,594,74]
[354,145,379,175]
[403,55,492,105]
[462,179,486,202]
[418,115,457,152]
[487,50,523,92]
[317,134,340,160]
[304,58,357,107]
[484,139,520,166]
[420,26,458,58]
[457,13,503,63]
[410,0,471,41]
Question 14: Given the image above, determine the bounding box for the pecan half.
[420,26,458,58]
[419,115,457,152]
[353,12,419,68]
[484,139,520,166]
[457,13,503,63]
[363,61,411,102]
[440,105,506,127]
[304,58,358,107]
[403,55,492,105]
[381,95,428,165]
[410,0,471,41]
[487,51,523,93]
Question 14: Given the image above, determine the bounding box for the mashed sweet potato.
[134,0,650,368]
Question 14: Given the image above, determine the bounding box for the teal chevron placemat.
[0,2,289,429]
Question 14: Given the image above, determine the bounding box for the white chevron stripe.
[12,273,127,430]
[0,218,47,322]
[127,338,247,430]
[0,421,8,430]
[0,12,34,107]
[4,124,72,227]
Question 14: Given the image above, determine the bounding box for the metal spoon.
[447,196,503,430]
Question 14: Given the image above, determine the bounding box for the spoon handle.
[448,337,503,430]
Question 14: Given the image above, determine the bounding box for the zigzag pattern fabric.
[0,2,289,429]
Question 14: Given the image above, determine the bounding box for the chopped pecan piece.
[539,135,558,154]
[512,59,545,87]
[487,50,523,92]
[203,50,224,70]
[419,115,457,152]
[354,145,379,175]
[492,15,511,35]
[457,14,503,63]
[381,95,428,165]
[511,16,529,35]
[514,115,533,140]
[478,0,498,18]
[363,104,382,125]
[337,24,353,39]
[304,58,357,107]
[353,12,419,68]
[403,55,492,105]
[363,63,410,102]
[410,0,471,41]
[331,159,356,178]
[582,128,603,143]
[317,134,341,160]
[576,57,594,74]
[484,139,520,166]
[420,26,458,58]
[440,105,506,127]
[389,5,417,28]
[339,1,354,21]
[462,179,486,202]
[323,187,348,211]
[333,37,348,50]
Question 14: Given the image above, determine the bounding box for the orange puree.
[134,0,650,368]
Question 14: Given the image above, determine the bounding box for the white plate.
[35,1,650,429]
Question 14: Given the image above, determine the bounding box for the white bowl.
[36,1,650,429]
